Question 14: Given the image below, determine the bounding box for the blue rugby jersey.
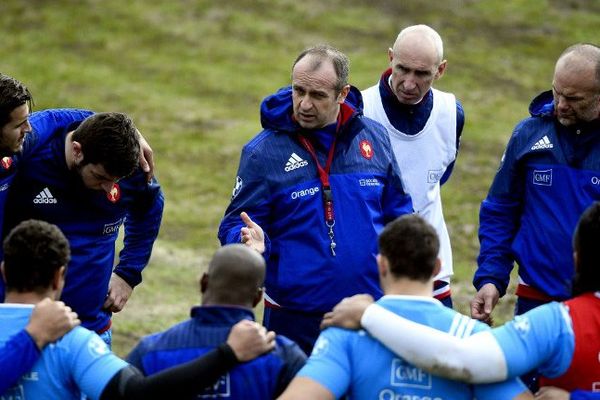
[0,304,127,400]
[0,329,39,395]
[298,295,526,399]
[127,306,306,399]
[218,86,413,313]
[475,91,600,299]
[0,108,93,301]
[2,111,164,332]
[493,301,575,380]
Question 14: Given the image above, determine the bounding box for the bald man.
[362,24,464,308]
[127,244,307,399]
[472,43,600,323]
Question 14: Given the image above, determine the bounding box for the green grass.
[1,0,597,356]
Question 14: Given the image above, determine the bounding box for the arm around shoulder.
[361,303,508,383]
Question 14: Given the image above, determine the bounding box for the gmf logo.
[359,140,373,160]
[106,183,121,203]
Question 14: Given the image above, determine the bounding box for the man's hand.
[25,298,80,350]
[103,273,134,313]
[227,320,275,362]
[321,294,375,330]
[137,130,154,182]
[470,283,500,324]
[240,212,265,254]
[534,386,570,400]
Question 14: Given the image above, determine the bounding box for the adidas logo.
[33,187,57,204]
[284,153,308,172]
[531,136,554,150]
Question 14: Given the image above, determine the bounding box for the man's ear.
[53,266,66,291]
[72,141,84,164]
[434,60,447,80]
[253,287,264,308]
[377,254,388,277]
[388,47,394,63]
[200,273,209,294]
[337,85,351,104]
[432,258,442,278]
[0,262,5,285]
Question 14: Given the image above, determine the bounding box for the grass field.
[1,0,598,356]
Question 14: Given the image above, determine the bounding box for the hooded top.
[475,90,600,299]
[219,86,413,312]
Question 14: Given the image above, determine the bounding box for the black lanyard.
[297,115,344,256]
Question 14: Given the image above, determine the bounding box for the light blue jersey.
[299,295,526,399]
[492,301,575,379]
[0,304,128,400]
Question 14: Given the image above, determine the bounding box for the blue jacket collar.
[529,90,555,118]
[260,85,363,134]
[190,305,255,325]
[530,90,600,132]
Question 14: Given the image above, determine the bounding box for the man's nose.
[23,120,32,133]
[299,96,313,110]
[402,74,417,90]
[556,96,570,111]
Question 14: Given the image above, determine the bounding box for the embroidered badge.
[106,183,121,203]
[1,157,12,170]
[359,140,374,160]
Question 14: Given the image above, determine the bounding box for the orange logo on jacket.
[106,183,121,203]
[359,140,374,160]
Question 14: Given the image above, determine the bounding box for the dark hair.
[3,219,70,293]
[0,73,33,128]
[378,214,439,282]
[72,112,140,178]
[571,202,600,296]
[292,44,350,92]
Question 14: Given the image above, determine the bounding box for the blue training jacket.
[0,109,98,302]
[2,110,164,332]
[218,86,413,313]
[127,306,306,399]
[475,91,600,299]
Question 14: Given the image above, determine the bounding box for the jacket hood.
[260,85,364,132]
[529,90,554,118]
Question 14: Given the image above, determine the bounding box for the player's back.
[302,296,526,399]
[0,304,127,400]
[127,307,306,400]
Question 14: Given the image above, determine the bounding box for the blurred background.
[1,0,597,355]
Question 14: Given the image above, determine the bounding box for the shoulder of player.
[55,326,111,355]
[243,128,286,154]
[129,318,197,354]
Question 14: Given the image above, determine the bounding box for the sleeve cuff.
[217,343,240,367]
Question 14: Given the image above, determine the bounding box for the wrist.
[360,303,378,330]
[218,343,240,366]
[24,326,46,350]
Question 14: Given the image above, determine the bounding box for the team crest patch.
[231,176,243,200]
[106,183,121,203]
[359,140,374,160]
[87,334,110,357]
[1,156,12,170]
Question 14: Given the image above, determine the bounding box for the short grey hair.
[292,44,350,92]
[558,43,600,89]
